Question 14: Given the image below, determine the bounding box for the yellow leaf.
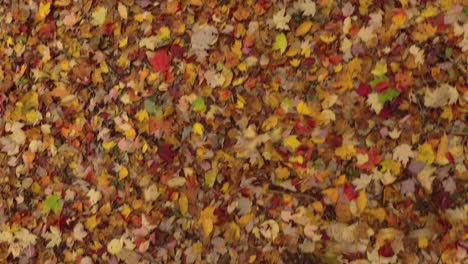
[275,167,290,180]
[121,204,132,217]
[192,122,204,136]
[435,134,449,165]
[119,37,128,48]
[335,144,356,160]
[296,101,312,116]
[283,135,301,152]
[366,208,387,222]
[158,27,171,39]
[100,62,109,73]
[440,0,453,11]
[178,193,188,216]
[412,22,437,43]
[236,94,246,109]
[135,109,149,122]
[417,143,435,165]
[25,110,42,124]
[102,141,116,151]
[357,190,367,213]
[224,222,241,242]
[371,61,387,76]
[199,206,217,237]
[290,59,301,67]
[418,236,429,248]
[295,21,313,36]
[107,238,123,255]
[421,6,438,18]
[286,47,299,57]
[124,128,136,140]
[239,213,254,226]
[392,12,407,27]
[85,215,98,231]
[319,34,336,44]
[119,166,128,180]
[91,6,107,26]
[322,188,339,204]
[261,116,278,131]
[20,91,39,110]
[273,33,287,55]
[38,2,51,20]
[441,106,453,121]
[204,170,217,187]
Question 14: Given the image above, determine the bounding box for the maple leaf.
[149,49,170,73]
[357,26,376,42]
[412,22,437,42]
[273,8,291,30]
[72,223,87,242]
[352,174,373,191]
[86,189,102,206]
[91,6,107,26]
[199,206,217,237]
[14,228,37,249]
[107,238,123,255]
[409,45,425,66]
[191,24,218,51]
[43,194,62,214]
[293,0,316,16]
[192,97,206,112]
[393,144,414,166]
[38,2,51,20]
[283,135,301,152]
[417,166,436,193]
[204,69,225,88]
[43,226,62,248]
[192,122,204,135]
[335,144,356,160]
[366,93,383,114]
[424,84,459,108]
[417,143,435,165]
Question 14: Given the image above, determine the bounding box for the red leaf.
[374,81,389,92]
[356,148,381,172]
[39,22,56,39]
[378,242,394,257]
[157,143,174,163]
[149,49,170,73]
[343,183,359,201]
[356,83,370,97]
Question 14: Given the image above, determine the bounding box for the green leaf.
[273,33,287,55]
[144,98,157,115]
[445,47,453,58]
[192,97,206,112]
[282,97,293,109]
[378,88,400,103]
[43,194,62,214]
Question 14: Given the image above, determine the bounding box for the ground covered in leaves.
[0,0,467,263]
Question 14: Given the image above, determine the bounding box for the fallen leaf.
[273,33,287,54]
[91,6,107,26]
[273,8,291,30]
